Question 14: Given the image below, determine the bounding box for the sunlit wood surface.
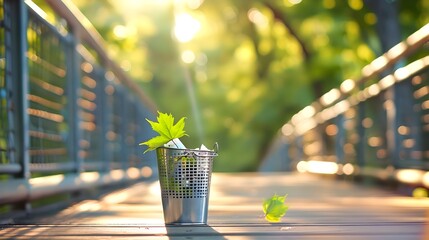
[1,173,429,239]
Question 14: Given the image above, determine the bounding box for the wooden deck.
[1,172,429,239]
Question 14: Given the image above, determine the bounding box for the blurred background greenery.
[68,0,428,172]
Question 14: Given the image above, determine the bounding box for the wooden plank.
[0,223,424,239]
[1,173,428,239]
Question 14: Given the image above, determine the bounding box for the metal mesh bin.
[156,146,217,225]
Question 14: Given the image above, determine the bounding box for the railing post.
[99,73,110,172]
[140,107,156,173]
[280,137,290,171]
[138,105,147,169]
[396,81,418,168]
[335,114,345,164]
[5,0,30,179]
[120,93,129,170]
[4,0,31,211]
[65,34,83,173]
[356,100,366,167]
[296,135,303,163]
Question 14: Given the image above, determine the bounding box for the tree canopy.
[70,0,428,171]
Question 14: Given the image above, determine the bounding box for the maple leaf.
[139,112,188,153]
[262,194,288,223]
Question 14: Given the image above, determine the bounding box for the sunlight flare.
[174,13,201,42]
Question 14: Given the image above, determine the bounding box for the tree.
[69,0,429,171]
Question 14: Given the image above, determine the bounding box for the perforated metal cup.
[156,146,217,225]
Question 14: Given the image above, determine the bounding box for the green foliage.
[139,111,188,153]
[262,194,289,223]
[69,0,429,171]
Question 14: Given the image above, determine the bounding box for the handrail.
[358,24,429,85]
[284,23,429,137]
[0,0,158,210]
[260,23,429,189]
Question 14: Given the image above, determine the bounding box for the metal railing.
[260,24,429,187]
[0,0,157,210]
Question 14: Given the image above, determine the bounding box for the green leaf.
[139,135,170,153]
[170,117,186,138]
[262,194,288,223]
[139,111,188,152]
